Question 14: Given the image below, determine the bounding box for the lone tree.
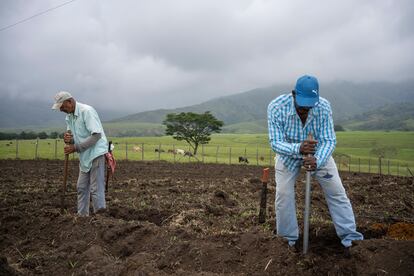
[163,111,223,155]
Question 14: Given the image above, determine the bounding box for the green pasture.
[0,131,413,176]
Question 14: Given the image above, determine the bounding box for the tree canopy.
[163,112,223,155]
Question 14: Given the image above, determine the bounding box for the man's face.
[292,91,312,116]
[60,99,75,114]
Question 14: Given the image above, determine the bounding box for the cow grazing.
[155,148,165,153]
[133,146,142,152]
[184,151,193,157]
[176,149,185,155]
[167,149,177,154]
[239,156,249,164]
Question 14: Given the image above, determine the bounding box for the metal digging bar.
[303,133,313,254]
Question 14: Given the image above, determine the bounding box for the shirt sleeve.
[74,133,101,152]
[83,107,104,135]
[267,103,301,157]
[314,110,336,168]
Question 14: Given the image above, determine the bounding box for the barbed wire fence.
[1,139,413,177]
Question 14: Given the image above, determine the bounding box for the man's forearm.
[270,140,302,158]
[74,133,101,152]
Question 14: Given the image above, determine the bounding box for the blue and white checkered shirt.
[267,93,336,171]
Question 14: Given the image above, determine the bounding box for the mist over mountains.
[1,80,413,133]
[109,80,414,131]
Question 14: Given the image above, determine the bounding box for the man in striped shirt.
[267,75,363,253]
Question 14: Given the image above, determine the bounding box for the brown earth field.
[0,160,414,276]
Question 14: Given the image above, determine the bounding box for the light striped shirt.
[267,93,336,171]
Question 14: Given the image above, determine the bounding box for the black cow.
[239,156,249,164]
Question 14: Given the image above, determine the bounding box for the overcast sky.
[0,0,413,112]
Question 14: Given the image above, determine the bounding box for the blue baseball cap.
[294,75,319,107]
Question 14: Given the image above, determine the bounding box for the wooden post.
[35,138,39,160]
[173,144,176,163]
[54,139,58,159]
[349,156,351,173]
[125,141,128,161]
[158,144,161,161]
[368,159,371,173]
[141,143,144,161]
[379,157,382,176]
[397,162,399,176]
[358,158,361,173]
[202,144,205,163]
[216,146,219,163]
[229,147,232,164]
[258,168,270,224]
[188,145,191,162]
[256,146,259,166]
[15,139,19,159]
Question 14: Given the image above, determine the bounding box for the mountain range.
[1,80,414,134]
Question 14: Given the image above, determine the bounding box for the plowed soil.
[1,160,413,275]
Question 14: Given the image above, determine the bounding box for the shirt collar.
[73,102,80,117]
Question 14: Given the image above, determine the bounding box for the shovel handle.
[61,130,71,210]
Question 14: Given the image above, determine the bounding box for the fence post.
[125,141,128,161]
[188,145,191,162]
[369,159,371,173]
[216,146,219,163]
[54,139,58,159]
[141,143,144,161]
[358,158,361,173]
[256,146,259,166]
[378,157,382,176]
[202,144,205,163]
[173,144,176,163]
[349,156,351,173]
[35,138,39,160]
[15,139,19,159]
[229,147,232,164]
[158,144,161,161]
[397,162,399,176]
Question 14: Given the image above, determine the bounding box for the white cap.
[51,91,72,110]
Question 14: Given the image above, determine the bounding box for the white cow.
[133,145,141,152]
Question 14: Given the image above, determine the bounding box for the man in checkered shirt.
[267,75,363,253]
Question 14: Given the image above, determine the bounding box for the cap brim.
[51,102,62,110]
[296,95,319,108]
